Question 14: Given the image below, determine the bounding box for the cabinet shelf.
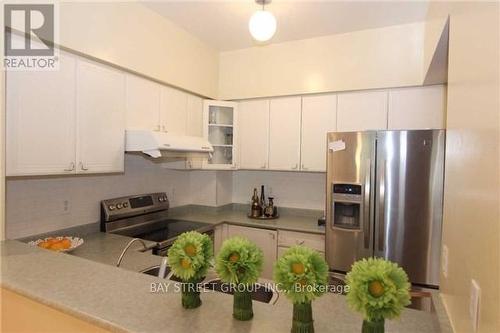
[208,123,233,128]
[212,144,233,148]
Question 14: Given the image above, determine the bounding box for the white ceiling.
[143,1,430,52]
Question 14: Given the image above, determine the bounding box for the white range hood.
[125,130,213,158]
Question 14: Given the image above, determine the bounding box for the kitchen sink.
[140,265,182,282]
[203,279,278,304]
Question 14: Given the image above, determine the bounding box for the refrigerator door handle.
[363,159,371,249]
[377,159,386,252]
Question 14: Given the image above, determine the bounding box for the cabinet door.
[203,100,238,170]
[125,74,161,131]
[301,94,337,172]
[388,85,446,130]
[186,94,203,136]
[76,59,126,173]
[337,91,388,131]
[269,97,302,170]
[160,86,188,134]
[6,51,77,176]
[226,225,277,279]
[238,99,269,170]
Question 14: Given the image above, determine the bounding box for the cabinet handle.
[154,125,161,131]
[301,164,308,170]
[79,162,89,171]
[291,164,298,170]
[261,164,266,169]
[64,162,75,172]
[296,240,305,245]
[270,232,275,240]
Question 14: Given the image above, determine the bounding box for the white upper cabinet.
[125,75,161,131]
[161,86,188,135]
[337,90,388,131]
[238,99,270,170]
[76,60,126,173]
[269,97,302,171]
[388,85,446,129]
[6,52,77,176]
[186,95,203,136]
[203,100,238,169]
[301,94,337,172]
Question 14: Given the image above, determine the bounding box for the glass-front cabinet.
[203,100,238,169]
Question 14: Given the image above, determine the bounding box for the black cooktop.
[111,219,212,244]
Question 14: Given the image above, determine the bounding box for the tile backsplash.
[6,155,326,239]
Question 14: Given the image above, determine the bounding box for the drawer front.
[278,230,325,252]
[278,246,325,258]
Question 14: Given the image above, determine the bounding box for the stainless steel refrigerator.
[325,130,445,288]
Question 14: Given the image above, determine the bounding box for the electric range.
[101,192,214,255]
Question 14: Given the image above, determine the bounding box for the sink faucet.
[116,238,149,267]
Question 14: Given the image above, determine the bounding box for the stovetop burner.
[119,219,212,243]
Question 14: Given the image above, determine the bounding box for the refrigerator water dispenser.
[331,184,363,230]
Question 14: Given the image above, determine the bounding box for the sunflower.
[167,231,213,281]
[345,257,411,322]
[215,237,263,285]
[273,246,329,304]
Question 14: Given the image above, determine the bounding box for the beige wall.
[59,2,219,98]
[427,2,500,333]
[218,20,446,100]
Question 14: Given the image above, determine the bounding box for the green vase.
[233,286,253,321]
[362,319,385,333]
[292,301,314,333]
[181,277,203,309]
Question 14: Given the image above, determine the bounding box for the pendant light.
[248,0,277,42]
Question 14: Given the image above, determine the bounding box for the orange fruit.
[46,238,60,244]
[291,262,305,275]
[38,241,51,249]
[180,258,191,269]
[60,239,71,249]
[184,244,197,257]
[368,280,385,298]
[49,242,66,251]
[228,252,240,263]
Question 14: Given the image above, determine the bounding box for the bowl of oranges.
[29,236,84,253]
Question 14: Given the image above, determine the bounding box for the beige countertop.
[166,204,326,235]
[1,205,452,333]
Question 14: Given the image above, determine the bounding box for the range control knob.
[158,197,164,202]
[108,204,116,211]
[116,203,123,209]
[163,196,168,202]
[123,202,129,208]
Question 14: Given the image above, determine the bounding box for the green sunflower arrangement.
[167,231,213,309]
[345,258,411,333]
[215,237,264,321]
[273,246,329,333]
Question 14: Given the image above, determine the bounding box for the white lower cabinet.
[76,60,126,173]
[277,230,325,257]
[216,224,326,279]
[226,225,277,279]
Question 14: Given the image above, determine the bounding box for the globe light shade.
[248,10,277,42]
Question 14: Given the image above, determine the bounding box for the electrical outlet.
[61,200,70,215]
[470,279,481,332]
[441,245,448,278]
